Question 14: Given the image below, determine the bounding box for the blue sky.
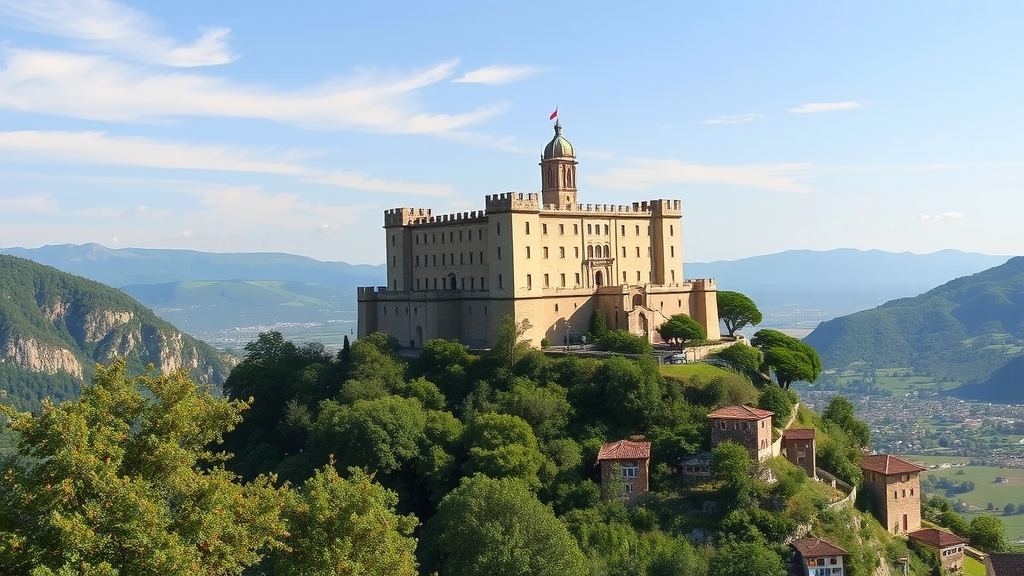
[1,1,1021,264]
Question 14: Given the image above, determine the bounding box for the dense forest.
[1,318,985,575]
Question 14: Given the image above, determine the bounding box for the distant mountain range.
[804,256,1024,402]
[1,244,1010,350]
[0,255,233,410]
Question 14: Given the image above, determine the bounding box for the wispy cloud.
[702,113,765,125]
[788,101,866,113]
[0,0,235,66]
[920,212,965,220]
[0,51,504,133]
[453,65,549,84]
[0,131,454,196]
[587,158,813,193]
[0,194,58,213]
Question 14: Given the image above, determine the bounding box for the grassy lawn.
[922,465,1024,543]
[660,363,735,379]
[964,556,986,576]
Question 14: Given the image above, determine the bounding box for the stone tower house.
[859,454,925,534]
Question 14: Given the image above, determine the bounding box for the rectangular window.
[560,273,566,287]
[415,255,420,266]
[671,270,675,282]
[497,222,501,235]
[471,277,475,289]
[574,247,579,258]
[604,224,609,235]
[497,247,502,260]
[575,273,580,285]
[637,271,641,281]
[543,274,549,288]
[442,254,446,265]
[635,225,640,235]
[433,278,437,289]
[543,247,549,258]
[416,278,420,289]
[559,224,565,235]
[433,255,437,266]
[542,223,548,234]
[525,222,530,234]
[622,246,627,257]
[498,274,503,288]
[526,246,531,258]
[460,253,464,265]
[480,277,485,289]
[559,247,565,258]
[621,225,625,235]
[526,274,532,289]
[670,246,675,257]
[636,247,640,257]
[479,251,484,263]
[670,225,674,236]
[623,271,627,282]
[573,224,578,235]
[470,252,474,264]
[622,466,639,478]
[459,230,463,241]
[392,255,396,267]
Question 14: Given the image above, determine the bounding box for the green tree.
[463,413,545,489]
[968,515,1009,553]
[269,464,418,576]
[589,308,609,340]
[1004,503,1016,516]
[757,384,795,425]
[492,314,534,367]
[598,329,654,354]
[0,360,288,576]
[310,396,427,475]
[710,541,785,576]
[711,440,755,506]
[942,510,970,537]
[710,343,765,381]
[425,475,588,576]
[822,395,871,447]
[751,329,822,389]
[717,291,763,337]
[656,314,706,349]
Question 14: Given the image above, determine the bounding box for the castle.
[357,122,721,349]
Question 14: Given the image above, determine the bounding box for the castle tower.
[540,121,578,210]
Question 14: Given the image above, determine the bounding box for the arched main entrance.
[594,270,603,287]
[632,294,644,309]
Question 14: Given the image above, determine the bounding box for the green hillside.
[804,256,1024,390]
[0,255,233,409]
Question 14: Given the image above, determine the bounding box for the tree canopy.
[656,314,706,349]
[751,329,822,388]
[717,291,763,337]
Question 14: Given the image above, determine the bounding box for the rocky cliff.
[0,255,233,408]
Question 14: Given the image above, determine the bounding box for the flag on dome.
[549,108,558,120]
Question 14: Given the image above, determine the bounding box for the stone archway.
[595,270,603,287]
[638,312,649,338]
[447,273,458,290]
[632,293,644,309]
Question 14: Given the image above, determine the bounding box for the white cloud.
[588,158,813,193]
[0,130,454,196]
[0,194,58,212]
[788,101,865,113]
[920,212,965,220]
[702,113,765,125]
[0,51,503,133]
[453,64,549,84]
[0,0,235,66]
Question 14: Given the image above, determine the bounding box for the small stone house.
[790,537,848,576]
[907,528,967,573]
[783,428,817,478]
[679,451,712,479]
[707,405,774,461]
[859,454,925,534]
[597,439,651,500]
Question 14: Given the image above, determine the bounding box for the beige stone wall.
[864,471,922,534]
[710,416,773,460]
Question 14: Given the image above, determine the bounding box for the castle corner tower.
[540,121,578,210]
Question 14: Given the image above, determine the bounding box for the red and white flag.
[549,108,558,120]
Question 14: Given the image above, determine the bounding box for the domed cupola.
[543,121,575,160]
[540,121,578,210]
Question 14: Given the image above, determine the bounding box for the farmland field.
[921,464,1024,544]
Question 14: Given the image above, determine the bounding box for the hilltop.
[804,256,1024,399]
[0,255,233,409]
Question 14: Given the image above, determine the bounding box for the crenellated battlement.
[485,192,541,212]
[384,207,432,227]
[635,199,681,216]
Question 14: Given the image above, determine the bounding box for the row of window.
[534,223,673,237]
[409,243,670,267]
[395,222,675,249]
[414,276,487,291]
[383,305,488,316]
[892,487,915,499]
[408,228,484,246]
[415,252,486,267]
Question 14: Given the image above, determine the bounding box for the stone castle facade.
[357,122,720,349]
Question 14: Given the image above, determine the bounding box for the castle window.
[527,274,532,289]
[670,246,675,257]
[910,488,914,496]
[636,247,641,257]
[498,274,503,288]
[460,253,464,265]
[559,247,565,258]
[525,222,530,234]
[433,255,437,266]
[902,489,906,498]
[416,235,419,245]
[433,278,438,289]
[622,246,627,257]
[671,270,676,282]
[451,252,454,264]
[670,225,674,236]
[604,225,609,235]
[480,251,484,263]
[574,247,579,258]
[560,273,566,287]
[587,224,592,235]
[432,233,436,243]
[574,224,578,235]
[480,277,485,288]
[441,233,445,244]
[637,271,641,281]
[544,274,549,288]
[416,255,420,266]
[894,491,898,499]
[542,223,548,235]
[479,229,483,240]
[526,247,531,258]
[647,226,651,235]
[392,255,396,267]
[459,230,463,241]
[678,299,681,306]
[497,247,502,260]
[461,277,465,289]
[621,225,626,235]
[471,277,475,289]
[469,252,474,264]
[604,245,610,257]
[497,222,501,236]
[543,247,549,258]
[449,232,453,242]
[623,271,627,282]
[575,273,580,285]
[559,224,565,235]
[587,245,594,258]
[442,254,446,265]
[484,306,487,315]
[417,278,421,289]
[391,234,395,246]
[635,225,640,235]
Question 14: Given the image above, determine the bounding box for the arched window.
[587,224,592,235]
[587,245,594,258]
[603,245,610,257]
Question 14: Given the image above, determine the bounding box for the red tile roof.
[706,405,773,420]
[859,454,926,475]
[597,440,651,461]
[907,528,967,548]
[790,538,848,558]
[783,428,816,440]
